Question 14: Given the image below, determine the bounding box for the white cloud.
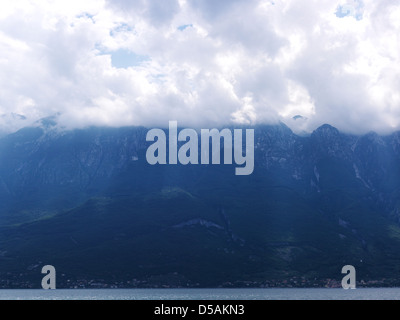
[0,0,399,134]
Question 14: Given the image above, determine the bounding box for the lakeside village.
[0,272,397,289]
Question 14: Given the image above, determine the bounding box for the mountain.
[1,121,400,288]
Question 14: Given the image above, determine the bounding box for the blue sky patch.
[177,24,193,31]
[335,1,364,20]
[110,49,149,69]
[110,23,134,37]
[77,12,95,22]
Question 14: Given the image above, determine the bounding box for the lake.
[0,288,400,300]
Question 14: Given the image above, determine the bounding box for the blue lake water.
[0,288,400,300]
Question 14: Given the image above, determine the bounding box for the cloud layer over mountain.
[0,0,399,134]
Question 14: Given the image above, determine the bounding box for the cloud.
[0,0,399,135]
[106,0,180,27]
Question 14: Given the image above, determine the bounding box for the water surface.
[0,288,399,300]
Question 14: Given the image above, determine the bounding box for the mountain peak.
[34,114,59,129]
[292,115,306,121]
[311,124,340,139]
[315,124,339,133]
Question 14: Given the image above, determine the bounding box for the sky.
[0,0,399,135]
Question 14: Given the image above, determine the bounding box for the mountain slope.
[0,122,400,288]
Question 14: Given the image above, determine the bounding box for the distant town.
[0,272,398,289]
